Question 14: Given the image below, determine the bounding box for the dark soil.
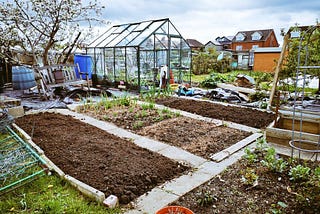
[171,153,320,214]
[156,97,275,129]
[15,112,189,205]
[137,117,251,159]
[81,104,250,160]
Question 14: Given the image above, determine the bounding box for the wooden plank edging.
[210,132,263,162]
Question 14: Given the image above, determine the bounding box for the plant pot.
[156,206,194,214]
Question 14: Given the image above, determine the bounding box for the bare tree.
[0,0,105,65]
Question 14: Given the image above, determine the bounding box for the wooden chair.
[34,64,90,99]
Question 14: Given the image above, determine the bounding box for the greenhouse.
[86,18,192,91]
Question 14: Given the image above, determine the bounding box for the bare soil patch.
[137,117,250,159]
[15,112,189,205]
[81,104,250,160]
[156,97,275,129]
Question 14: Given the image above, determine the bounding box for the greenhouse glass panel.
[155,35,168,49]
[104,49,114,80]
[113,24,129,34]
[140,36,155,51]
[133,21,152,32]
[128,20,165,46]
[89,26,121,47]
[169,23,180,37]
[126,47,138,85]
[117,31,141,47]
[99,33,121,47]
[108,24,139,47]
[114,48,126,82]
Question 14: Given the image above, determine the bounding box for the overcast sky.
[94,0,320,45]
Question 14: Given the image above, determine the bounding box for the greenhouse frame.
[85,18,192,91]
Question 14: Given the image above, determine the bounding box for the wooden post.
[268,33,290,108]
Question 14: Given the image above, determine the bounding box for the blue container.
[74,55,93,80]
[12,66,37,90]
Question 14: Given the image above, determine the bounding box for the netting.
[0,109,13,133]
[0,125,47,194]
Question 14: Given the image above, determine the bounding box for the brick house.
[231,29,279,70]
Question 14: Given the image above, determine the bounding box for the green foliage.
[197,190,216,207]
[140,86,172,103]
[141,102,155,110]
[280,25,320,91]
[240,168,259,186]
[249,91,268,102]
[192,49,218,75]
[289,165,311,181]
[260,147,288,173]
[243,147,258,164]
[200,73,229,88]
[133,121,144,130]
[268,201,288,214]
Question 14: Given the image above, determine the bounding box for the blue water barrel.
[12,66,37,90]
[74,55,93,79]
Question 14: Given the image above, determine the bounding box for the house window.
[236,33,245,41]
[236,45,242,51]
[251,32,262,40]
[252,45,259,49]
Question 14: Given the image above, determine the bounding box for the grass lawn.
[0,173,122,214]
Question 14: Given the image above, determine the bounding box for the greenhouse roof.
[88,18,189,49]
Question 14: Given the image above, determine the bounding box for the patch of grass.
[0,174,121,213]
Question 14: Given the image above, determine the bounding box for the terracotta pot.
[156,206,194,214]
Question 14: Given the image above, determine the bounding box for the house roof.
[186,39,204,48]
[215,36,233,44]
[232,29,274,43]
[205,40,222,46]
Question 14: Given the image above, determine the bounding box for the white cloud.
[93,0,320,44]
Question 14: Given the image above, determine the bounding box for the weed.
[140,110,148,118]
[268,201,288,214]
[289,165,311,181]
[261,147,288,173]
[134,113,140,119]
[197,190,216,207]
[255,138,269,153]
[133,121,144,129]
[141,102,155,110]
[243,147,258,164]
[161,107,170,114]
[240,168,259,186]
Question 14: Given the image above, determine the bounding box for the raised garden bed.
[155,97,275,129]
[79,99,250,160]
[170,142,320,213]
[15,112,189,205]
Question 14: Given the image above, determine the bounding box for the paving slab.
[157,145,207,167]
[125,187,180,214]
[133,137,170,152]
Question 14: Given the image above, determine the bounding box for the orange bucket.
[156,206,194,214]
